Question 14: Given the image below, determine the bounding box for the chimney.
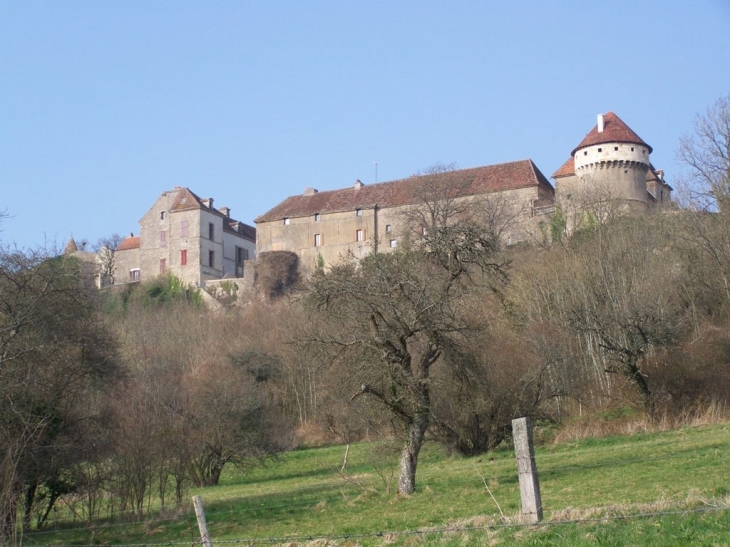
[303,187,318,196]
[220,206,231,217]
[354,179,364,190]
[597,114,604,133]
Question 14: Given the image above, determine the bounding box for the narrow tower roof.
[571,112,652,156]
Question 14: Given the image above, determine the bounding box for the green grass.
[23,422,730,546]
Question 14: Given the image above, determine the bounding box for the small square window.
[130,269,140,281]
[389,239,397,248]
[314,213,320,222]
[160,211,166,220]
[597,147,602,152]
[614,147,619,151]
[584,151,588,156]
[355,209,362,217]
[284,217,290,225]
[314,233,322,247]
[385,224,392,233]
[631,147,635,152]
[356,229,363,242]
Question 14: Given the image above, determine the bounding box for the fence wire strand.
[20,504,730,547]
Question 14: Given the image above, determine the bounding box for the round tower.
[572,112,651,207]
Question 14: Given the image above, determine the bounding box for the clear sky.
[1,1,729,250]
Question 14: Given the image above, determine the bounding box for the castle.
[109,112,671,285]
[114,187,256,287]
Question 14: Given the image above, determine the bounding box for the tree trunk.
[397,412,429,494]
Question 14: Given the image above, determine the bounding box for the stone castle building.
[114,187,256,287]
[552,112,672,230]
[255,159,555,270]
[256,112,671,270]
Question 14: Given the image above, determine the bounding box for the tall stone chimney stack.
[597,114,604,133]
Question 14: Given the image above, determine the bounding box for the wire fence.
[20,504,730,547]
[16,432,730,546]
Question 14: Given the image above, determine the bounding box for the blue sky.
[1,1,729,250]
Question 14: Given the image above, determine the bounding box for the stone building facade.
[255,159,555,270]
[114,187,256,286]
[552,112,672,231]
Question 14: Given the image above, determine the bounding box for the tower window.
[160,211,166,220]
[584,151,588,156]
[597,148,602,152]
[631,147,635,151]
[614,147,619,151]
[314,213,320,222]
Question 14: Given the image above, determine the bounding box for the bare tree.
[0,247,121,542]
[679,92,730,210]
[303,171,505,494]
[94,234,124,287]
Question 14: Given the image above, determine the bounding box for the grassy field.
[23,421,730,546]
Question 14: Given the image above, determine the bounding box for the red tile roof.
[571,112,652,156]
[168,187,256,242]
[552,157,575,179]
[256,159,553,223]
[117,236,140,251]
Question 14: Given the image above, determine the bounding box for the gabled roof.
[256,159,554,223]
[166,187,256,242]
[117,236,140,251]
[571,112,652,156]
[552,157,576,179]
[169,187,205,212]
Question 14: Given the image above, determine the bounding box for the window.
[355,208,362,217]
[236,246,249,264]
[614,147,619,151]
[421,225,427,236]
[284,217,290,225]
[389,239,397,248]
[159,230,167,247]
[180,249,187,266]
[314,213,320,222]
[160,211,166,220]
[597,147,602,152]
[129,269,140,281]
[584,151,588,156]
[181,220,189,238]
[356,229,363,242]
[385,224,392,233]
[631,147,635,152]
[208,222,214,240]
[314,233,322,247]
[208,250,215,268]
[159,259,166,274]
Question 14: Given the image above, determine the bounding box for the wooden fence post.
[511,417,543,523]
[192,495,213,547]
